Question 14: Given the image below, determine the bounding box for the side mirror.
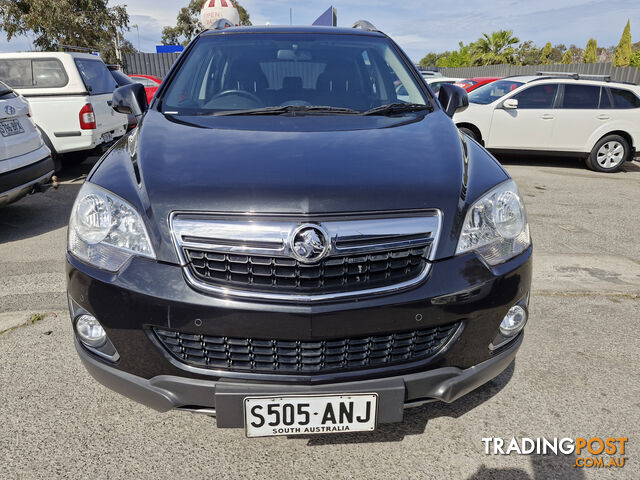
[503,98,518,109]
[112,83,148,117]
[438,83,469,118]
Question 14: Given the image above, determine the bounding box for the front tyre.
[587,135,630,172]
[458,127,478,142]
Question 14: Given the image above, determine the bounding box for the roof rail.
[536,71,612,82]
[58,45,97,53]
[208,18,235,30]
[351,20,378,32]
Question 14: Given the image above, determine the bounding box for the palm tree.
[472,30,520,65]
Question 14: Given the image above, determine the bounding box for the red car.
[128,74,162,104]
[454,77,502,92]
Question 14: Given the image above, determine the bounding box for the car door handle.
[540,114,554,120]
[597,114,610,120]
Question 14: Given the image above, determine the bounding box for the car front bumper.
[67,246,532,426]
[76,332,522,426]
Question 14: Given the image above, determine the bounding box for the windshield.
[468,79,524,105]
[161,33,429,115]
[0,80,11,96]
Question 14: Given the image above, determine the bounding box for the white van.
[0,52,128,169]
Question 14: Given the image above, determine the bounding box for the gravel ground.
[0,155,639,479]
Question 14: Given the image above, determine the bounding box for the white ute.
[0,52,128,169]
[0,81,54,206]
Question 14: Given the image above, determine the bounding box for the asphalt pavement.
[0,155,639,479]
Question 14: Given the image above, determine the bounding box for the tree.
[436,42,473,68]
[583,38,597,63]
[162,0,251,46]
[540,42,552,64]
[613,20,632,67]
[516,41,541,65]
[471,30,520,65]
[99,35,137,65]
[631,51,640,69]
[549,44,567,63]
[419,53,439,67]
[0,0,129,54]
[561,49,572,64]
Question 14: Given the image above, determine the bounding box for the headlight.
[68,182,155,272]
[456,180,530,266]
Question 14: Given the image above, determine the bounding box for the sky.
[1,0,639,62]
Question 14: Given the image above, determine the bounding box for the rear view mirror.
[277,49,312,61]
[438,84,469,118]
[112,83,148,117]
[503,98,519,109]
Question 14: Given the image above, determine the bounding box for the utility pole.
[290,8,292,25]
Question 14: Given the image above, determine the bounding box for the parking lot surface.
[1,156,639,479]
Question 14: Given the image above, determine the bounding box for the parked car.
[0,52,128,170]
[454,77,502,92]
[128,74,162,104]
[425,76,462,94]
[67,21,532,437]
[454,74,640,172]
[419,70,443,78]
[0,81,54,206]
[107,66,138,131]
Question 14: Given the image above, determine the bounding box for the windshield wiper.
[362,103,433,116]
[213,105,360,116]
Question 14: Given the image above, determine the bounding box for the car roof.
[502,75,638,89]
[201,25,385,37]
[426,77,461,83]
[0,51,101,60]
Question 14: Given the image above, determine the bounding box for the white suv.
[0,52,128,169]
[0,81,53,206]
[453,73,640,172]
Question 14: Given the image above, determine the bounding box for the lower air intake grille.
[153,322,460,374]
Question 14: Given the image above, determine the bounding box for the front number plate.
[0,119,24,137]
[244,393,378,438]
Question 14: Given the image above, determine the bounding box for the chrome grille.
[153,322,460,374]
[171,212,441,301]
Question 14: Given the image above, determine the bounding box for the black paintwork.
[67,26,531,394]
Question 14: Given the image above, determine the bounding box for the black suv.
[66,22,532,437]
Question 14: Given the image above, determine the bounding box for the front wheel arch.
[456,123,483,145]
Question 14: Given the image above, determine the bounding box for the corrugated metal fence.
[438,63,640,84]
[123,53,180,79]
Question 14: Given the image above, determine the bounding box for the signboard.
[156,45,184,53]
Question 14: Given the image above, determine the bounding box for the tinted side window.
[599,88,612,109]
[513,84,558,109]
[561,84,600,109]
[609,88,640,109]
[0,58,68,88]
[75,59,117,95]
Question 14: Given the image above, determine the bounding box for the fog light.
[75,315,107,348]
[500,305,528,337]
